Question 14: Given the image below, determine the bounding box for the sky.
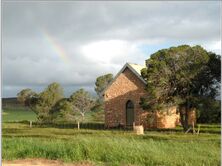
[2,1,221,98]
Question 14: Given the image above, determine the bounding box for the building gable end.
[102,63,146,96]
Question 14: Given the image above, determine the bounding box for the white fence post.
[30,121,32,128]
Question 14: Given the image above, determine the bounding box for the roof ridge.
[127,62,145,65]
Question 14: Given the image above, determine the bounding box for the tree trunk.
[179,106,189,132]
[81,114,84,123]
[78,114,85,130]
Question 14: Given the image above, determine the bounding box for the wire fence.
[4,120,221,134]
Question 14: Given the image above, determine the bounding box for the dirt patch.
[2,159,94,166]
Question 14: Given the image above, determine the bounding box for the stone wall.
[104,67,147,128]
[144,106,179,129]
[179,107,197,126]
[155,106,179,128]
[188,109,196,125]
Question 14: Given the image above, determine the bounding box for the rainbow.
[42,28,69,63]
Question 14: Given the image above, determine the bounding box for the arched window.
[126,100,134,109]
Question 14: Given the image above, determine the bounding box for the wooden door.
[126,100,134,126]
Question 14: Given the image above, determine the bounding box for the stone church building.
[103,63,182,129]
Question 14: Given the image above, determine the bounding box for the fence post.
[192,122,196,134]
[197,124,200,135]
[30,121,32,128]
[77,121,80,130]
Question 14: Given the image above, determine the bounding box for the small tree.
[70,88,95,129]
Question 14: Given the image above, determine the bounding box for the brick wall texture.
[104,67,195,129]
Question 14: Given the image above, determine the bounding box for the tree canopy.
[35,82,64,122]
[140,45,221,130]
[95,73,113,98]
[17,83,96,124]
[70,88,95,122]
[17,88,38,113]
[17,82,64,122]
[51,98,75,122]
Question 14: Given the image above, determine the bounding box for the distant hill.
[2,97,23,108]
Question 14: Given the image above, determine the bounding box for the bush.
[197,100,220,123]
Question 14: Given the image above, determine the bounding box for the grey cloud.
[3,2,220,41]
[2,1,220,97]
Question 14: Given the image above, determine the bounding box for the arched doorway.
[126,100,134,126]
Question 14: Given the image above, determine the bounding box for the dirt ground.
[2,159,94,166]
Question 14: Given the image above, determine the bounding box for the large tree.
[140,45,221,131]
[17,82,64,122]
[51,98,75,123]
[36,82,64,122]
[95,73,113,98]
[17,88,38,114]
[94,73,113,111]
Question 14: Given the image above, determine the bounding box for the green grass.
[2,123,221,166]
[2,107,37,122]
[3,107,219,133]
[2,107,221,165]
[146,124,221,134]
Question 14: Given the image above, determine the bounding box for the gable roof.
[128,63,146,77]
[102,63,147,95]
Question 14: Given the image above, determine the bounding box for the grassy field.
[2,107,220,133]
[2,107,221,166]
[2,106,104,123]
[2,107,37,122]
[2,122,221,166]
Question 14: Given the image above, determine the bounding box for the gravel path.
[2,159,94,166]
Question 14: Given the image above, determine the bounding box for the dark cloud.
[2,1,220,97]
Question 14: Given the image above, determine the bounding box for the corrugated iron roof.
[128,63,146,76]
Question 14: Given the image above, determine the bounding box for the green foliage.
[95,73,113,97]
[2,123,220,166]
[197,99,221,123]
[17,89,36,105]
[16,84,97,123]
[51,99,75,123]
[94,73,113,112]
[91,98,104,112]
[17,89,38,113]
[35,82,64,122]
[89,109,105,123]
[17,82,64,123]
[140,45,221,130]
